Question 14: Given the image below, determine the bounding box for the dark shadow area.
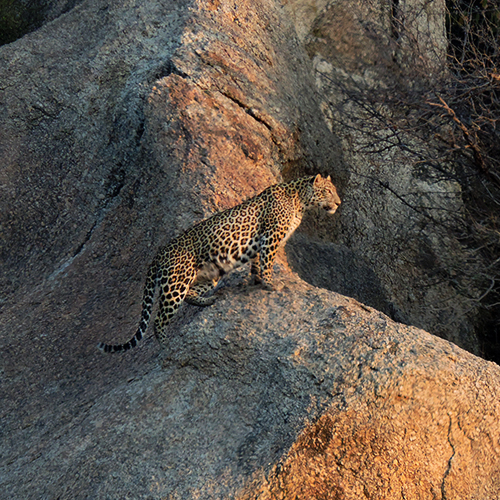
[0,0,82,45]
[286,232,399,322]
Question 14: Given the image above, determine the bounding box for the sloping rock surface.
[3,271,500,499]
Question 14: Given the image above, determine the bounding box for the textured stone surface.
[0,0,344,300]
[1,0,500,499]
[239,281,500,499]
[3,271,500,499]
[297,0,482,354]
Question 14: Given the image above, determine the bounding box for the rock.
[0,0,344,301]
[294,0,483,355]
[239,279,500,500]
[294,0,446,75]
[3,271,500,499]
[1,0,500,499]
[286,232,396,317]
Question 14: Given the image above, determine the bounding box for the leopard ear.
[327,175,331,181]
[313,174,322,185]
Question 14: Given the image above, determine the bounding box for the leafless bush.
[430,0,500,359]
[319,0,500,360]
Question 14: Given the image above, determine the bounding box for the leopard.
[97,174,341,353]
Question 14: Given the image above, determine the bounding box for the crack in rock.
[441,414,456,500]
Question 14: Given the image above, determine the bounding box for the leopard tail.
[97,257,159,353]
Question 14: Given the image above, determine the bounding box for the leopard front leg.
[257,232,283,291]
[249,254,263,285]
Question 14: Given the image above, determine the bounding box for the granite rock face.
[1,0,499,499]
[0,0,343,300]
[3,271,500,499]
[288,0,483,354]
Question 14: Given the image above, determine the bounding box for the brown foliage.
[320,0,500,361]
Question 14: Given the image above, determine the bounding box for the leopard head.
[311,174,341,214]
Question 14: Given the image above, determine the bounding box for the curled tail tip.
[97,326,144,354]
[97,342,111,353]
[97,342,125,353]
[97,334,141,353]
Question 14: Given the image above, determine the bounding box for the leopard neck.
[284,176,315,209]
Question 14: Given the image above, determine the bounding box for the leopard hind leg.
[154,270,196,348]
[185,279,218,306]
[240,238,263,285]
[256,232,282,291]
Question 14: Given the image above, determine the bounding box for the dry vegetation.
[322,0,500,361]
[441,0,500,360]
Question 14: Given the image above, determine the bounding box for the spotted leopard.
[98,174,341,352]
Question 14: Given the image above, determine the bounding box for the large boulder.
[1,0,499,499]
[3,271,500,498]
